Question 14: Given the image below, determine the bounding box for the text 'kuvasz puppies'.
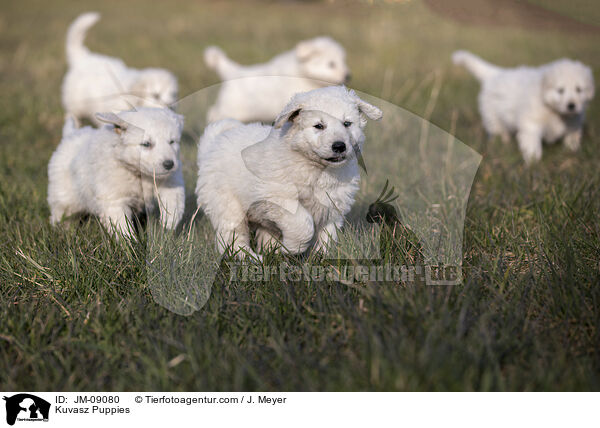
[453,50,595,164]
[48,108,185,238]
[62,12,179,127]
[196,86,382,260]
[204,37,350,123]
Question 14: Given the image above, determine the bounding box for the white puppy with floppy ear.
[48,108,185,238]
[62,12,179,127]
[204,37,351,123]
[196,86,382,259]
[453,50,595,164]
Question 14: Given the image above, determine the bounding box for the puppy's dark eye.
[558,88,565,94]
[141,141,152,148]
[169,140,175,145]
[343,121,352,127]
[576,86,582,93]
[314,123,324,130]
[329,61,336,69]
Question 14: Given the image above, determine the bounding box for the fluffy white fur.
[453,50,595,164]
[196,86,382,259]
[48,108,185,237]
[62,12,179,126]
[204,37,351,123]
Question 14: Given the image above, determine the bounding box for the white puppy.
[62,12,179,126]
[453,50,595,164]
[204,37,351,123]
[48,108,185,237]
[196,86,382,259]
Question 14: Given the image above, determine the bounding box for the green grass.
[1,0,600,391]
[527,0,600,26]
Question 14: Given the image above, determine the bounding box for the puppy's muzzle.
[325,141,348,164]
[162,160,175,170]
[567,102,576,112]
[332,141,346,153]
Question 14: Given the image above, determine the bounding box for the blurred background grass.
[1,0,599,391]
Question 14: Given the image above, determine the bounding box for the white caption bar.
[1,392,598,427]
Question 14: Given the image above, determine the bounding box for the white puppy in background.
[62,12,179,126]
[204,37,351,123]
[48,108,185,237]
[453,50,595,164]
[196,86,382,259]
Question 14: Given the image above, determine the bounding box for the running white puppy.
[204,37,350,123]
[453,50,595,164]
[196,86,382,259]
[48,108,185,237]
[62,12,178,126]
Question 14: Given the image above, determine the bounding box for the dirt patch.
[423,0,600,34]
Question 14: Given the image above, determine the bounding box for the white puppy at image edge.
[196,86,382,260]
[62,12,179,126]
[204,37,350,123]
[453,50,595,164]
[48,108,185,238]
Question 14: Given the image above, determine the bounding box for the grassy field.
[1,0,599,391]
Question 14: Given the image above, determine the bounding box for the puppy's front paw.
[564,131,582,152]
[236,247,263,263]
[518,134,543,165]
[255,228,281,253]
[522,147,542,165]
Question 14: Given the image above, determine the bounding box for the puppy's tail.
[204,46,241,80]
[452,50,501,82]
[198,119,242,160]
[66,12,100,65]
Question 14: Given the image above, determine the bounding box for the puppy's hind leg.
[255,227,281,252]
[49,204,68,225]
[482,112,510,144]
[48,180,80,226]
[274,205,315,255]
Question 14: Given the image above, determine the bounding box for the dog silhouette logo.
[3,394,50,425]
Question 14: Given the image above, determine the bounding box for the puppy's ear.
[273,107,302,129]
[350,90,383,121]
[95,112,129,134]
[540,69,558,106]
[295,40,316,61]
[583,65,596,101]
[540,69,553,92]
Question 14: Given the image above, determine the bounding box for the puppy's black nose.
[162,160,174,170]
[345,73,352,83]
[332,141,346,153]
[567,102,576,112]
